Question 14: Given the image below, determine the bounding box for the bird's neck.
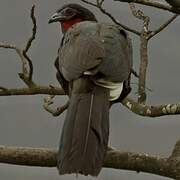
[61,18,82,32]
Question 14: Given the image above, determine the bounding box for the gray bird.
[49,3,132,176]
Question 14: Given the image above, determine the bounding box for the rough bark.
[0,144,179,179]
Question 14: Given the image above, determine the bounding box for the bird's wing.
[59,22,132,84]
[54,55,69,95]
[96,24,133,82]
[59,22,105,81]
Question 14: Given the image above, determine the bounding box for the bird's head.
[49,4,97,33]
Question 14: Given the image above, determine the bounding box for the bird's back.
[59,21,132,82]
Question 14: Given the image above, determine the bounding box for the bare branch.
[129,3,150,104]
[114,0,180,14]
[129,3,150,27]
[149,14,179,39]
[97,0,105,6]
[0,87,8,91]
[81,0,97,7]
[122,97,180,117]
[0,146,57,167]
[22,51,34,82]
[138,35,148,104]
[1,85,180,118]
[0,6,37,87]
[0,43,29,78]
[0,142,179,179]
[24,5,37,53]
[165,0,180,8]
[0,86,64,96]
[0,43,18,50]
[18,73,36,88]
[81,0,141,35]
[43,94,69,116]
[23,5,37,82]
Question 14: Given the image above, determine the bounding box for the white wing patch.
[94,78,123,101]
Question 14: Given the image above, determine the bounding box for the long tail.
[57,77,110,176]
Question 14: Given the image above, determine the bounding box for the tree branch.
[21,5,37,82]
[114,0,180,14]
[138,34,148,103]
[129,3,150,104]
[165,0,180,8]
[24,5,37,53]
[0,142,179,179]
[122,97,180,117]
[81,0,141,35]
[149,14,179,39]
[0,45,35,88]
[1,83,180,118]
[43,95,69,116]
[0,86,64,96]
[7,5,36,87]
[0,5,36,88]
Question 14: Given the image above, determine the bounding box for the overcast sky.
[0,0,179,180]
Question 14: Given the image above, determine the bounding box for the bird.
[49,3,132,176]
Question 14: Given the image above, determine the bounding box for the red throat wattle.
[61,18,82,31]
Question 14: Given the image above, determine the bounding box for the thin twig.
[97,0,105,6]
[114,0,179,14]
[24,5,37,53]
[0,43,29,77]
[23,5,37,81]
[129,3,150,31]
[0,44,17,50]
[0,6,37,87]
[149,14,179,39]
[81,0,141,35]
[81,0,97,7]
[43,95,69,116]
[23,51,34,81]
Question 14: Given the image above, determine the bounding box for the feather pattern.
[57,77,109,176]
[83,93,94,155]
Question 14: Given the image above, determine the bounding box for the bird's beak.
[48,12,67,24]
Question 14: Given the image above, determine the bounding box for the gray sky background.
[0,0,179,180]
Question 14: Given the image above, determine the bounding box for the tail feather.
[57,77,109,176]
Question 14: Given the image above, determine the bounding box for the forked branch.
[81,0,141,35]
[0,5,37,87]
[43,95,69,116]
